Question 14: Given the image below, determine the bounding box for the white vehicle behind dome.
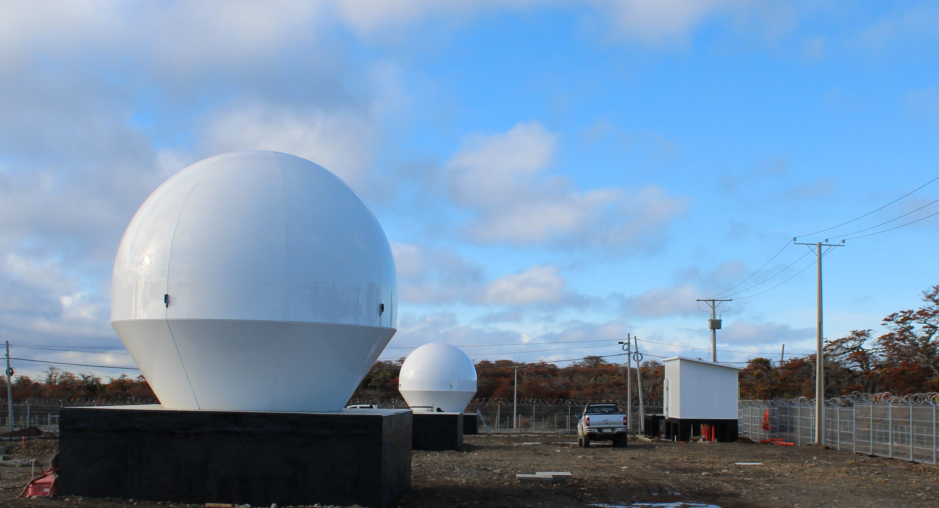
[398,343,477,413]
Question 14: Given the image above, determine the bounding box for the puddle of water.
[588,503,721,508]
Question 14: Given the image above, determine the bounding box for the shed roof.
[661,356,743,371]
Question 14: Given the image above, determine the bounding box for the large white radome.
[111,151,397,412]
[399,343,477,413]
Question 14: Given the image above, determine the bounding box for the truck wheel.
[615,435,628,447]
[583,436,591,448]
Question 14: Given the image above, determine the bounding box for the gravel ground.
[404,434,938,508]
[0,434,936,508]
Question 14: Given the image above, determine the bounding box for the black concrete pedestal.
[463,412,478,435]
[58,406,411,508]
[412,412,463,451]
[663,418,738,442]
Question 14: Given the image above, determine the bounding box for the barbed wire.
[739,392,939,407]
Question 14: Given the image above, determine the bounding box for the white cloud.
[392,242,591,308]
[720,318,813,347]
[592,0,733,45]
[485,265,565,305]
[445,122,688,251]
[622,284,700,318]
[589,0,797,46]
[384,312,629,364]
[0,254,112,339]
[202,103,379,194]
[391,243,485,303]
[780,177,837,202]
[330,0,540,37]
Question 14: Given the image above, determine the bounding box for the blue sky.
[1,1,938,378]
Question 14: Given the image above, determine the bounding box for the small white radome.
[111,151,397,412]
[398,343,477,413]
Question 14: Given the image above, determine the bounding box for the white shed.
[663,357,741,421]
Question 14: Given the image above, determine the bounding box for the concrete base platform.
[664,417,738,442]
[412,412,463,451]
[58,406,411,508]
[463,412,478,435]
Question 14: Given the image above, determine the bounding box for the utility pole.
[780,344,785,368]
[513,366,518,432]
[634,335,645,434]
[696,299,731,362]
[619,334,633,432]
[794,238,844,445]
[5,341,13,432]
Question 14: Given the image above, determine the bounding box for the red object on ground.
[701,424,715,442]
[760,438,795,446]
[17,461,58,499]
[761,409,771,431]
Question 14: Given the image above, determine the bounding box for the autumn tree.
[876,283,939,393]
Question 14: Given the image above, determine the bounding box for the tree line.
[739,283,939,399]
[0,368,155,403]
[3,282,936,404]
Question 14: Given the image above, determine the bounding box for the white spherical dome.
[111,151,397,412]
[399,343,477,413]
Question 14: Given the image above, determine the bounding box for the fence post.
[836,405,840,450]
[568,405,571,435]
[888,401,893,459]
[910,404,915,462]
[933,405,936,465]
[852,405,856,455]
[532,405,536,432]
[796,405,801,446]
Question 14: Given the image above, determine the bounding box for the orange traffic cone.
[761,409,771,431]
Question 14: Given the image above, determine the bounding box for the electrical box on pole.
[696,299,731,362]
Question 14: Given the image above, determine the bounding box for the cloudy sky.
[2,1,938,379]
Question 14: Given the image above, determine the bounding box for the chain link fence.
[466,400,662,434]
[739,393,939,464]
[0,399,157,433]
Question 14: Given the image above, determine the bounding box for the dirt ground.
[0,434,937,508]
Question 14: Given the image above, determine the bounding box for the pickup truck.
[576,403,628,447]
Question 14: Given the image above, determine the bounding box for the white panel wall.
[663,358,739,420]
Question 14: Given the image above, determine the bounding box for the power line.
[384,338,613,350]
[840,209,939,241]
[378,351,632,366]
[829,197,939,239]
[466,344,614,356]
[11,344,125,350]
[797,174,939,237]
[732,247,834,300]
[710,240,791,298]
[719,250,812,299]
[634,337,812,356]
[10,357,140,371]
[14,346,131,356]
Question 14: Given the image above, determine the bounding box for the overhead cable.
[384,338,613,350]
[827,197,939,239]
[709,240,791,298]
[10,357,140,371]
[840,209,939,241]
[635,337,812,356]
[719,250,812,299]
[732,246,834,300]
[797,174,939,237]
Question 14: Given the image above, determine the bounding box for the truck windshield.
[585,405,620,414]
